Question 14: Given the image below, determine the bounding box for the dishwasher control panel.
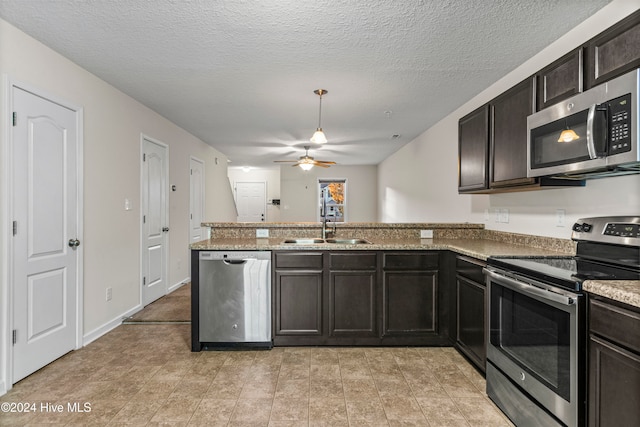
[199,251,271,261]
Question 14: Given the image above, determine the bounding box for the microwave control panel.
[608,93,631,155]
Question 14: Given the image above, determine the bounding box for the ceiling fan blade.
[314,163,331,168]
[274,160,298,163]
[314,160,336,165]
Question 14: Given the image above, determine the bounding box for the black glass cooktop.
[487,256,640,292]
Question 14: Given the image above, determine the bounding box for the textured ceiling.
[0,0,612,167]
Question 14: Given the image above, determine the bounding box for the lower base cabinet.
[588,296,640,426]
[455,256,486,372]
[273,250,450,346]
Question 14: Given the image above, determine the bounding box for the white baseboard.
[81,278,190,347]
[0,380,6,397]
[168,277,190,293]
[82,304,141,346]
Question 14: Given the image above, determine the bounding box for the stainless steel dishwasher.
[198,251,272,348]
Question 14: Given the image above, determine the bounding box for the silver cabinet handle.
[68,239,80,248]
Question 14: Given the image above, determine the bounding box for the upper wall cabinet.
[536,49,582,111]
[585,10,640,89]
[490,78,536,188]
[458,105,489,193]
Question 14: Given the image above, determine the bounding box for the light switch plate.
[256,229,269,238]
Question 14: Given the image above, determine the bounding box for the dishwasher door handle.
[223,259,248,265]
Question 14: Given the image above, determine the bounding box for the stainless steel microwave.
[527,69,639,179]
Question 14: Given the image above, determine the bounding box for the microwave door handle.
[586,104,598,159]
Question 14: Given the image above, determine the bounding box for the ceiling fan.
[274,145,336,170]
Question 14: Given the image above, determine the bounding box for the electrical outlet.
[124,198,132,211]
[256,229,269,238]
[106,287,112,301]
[495,209,510,223]
[420,230,433,238]
[556,209,566,227]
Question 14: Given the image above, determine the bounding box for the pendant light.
[310,89,328,144]
[558,119,580,142]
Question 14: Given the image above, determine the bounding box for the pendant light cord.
[318,92,323,129]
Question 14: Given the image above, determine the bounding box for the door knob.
[162,227,170,232]
[68,239,80,248]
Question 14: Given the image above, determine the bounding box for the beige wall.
[378,0,640,238]
[0,16,237,390]
[280,164,378,222]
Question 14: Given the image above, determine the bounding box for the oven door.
[485,268,582,427]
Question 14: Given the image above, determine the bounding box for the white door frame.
[1,76,84,392]
[139,134,169,307]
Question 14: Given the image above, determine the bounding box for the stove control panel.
[572,216,640,245]
[603,222,640,238]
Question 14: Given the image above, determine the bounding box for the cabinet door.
[588,335,640,427]
[274,270,323,336]
[329,271,377,337]
[458,105,490,193]
[456,276,486,371]
[585,10,640,89]
[490,78,536,187]
[383,270,438,335]
[536,49,582,111]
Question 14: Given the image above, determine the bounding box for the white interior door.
[236,182,266,222]
[190,157,205,243]
[12,86,81,383]
[142,137,168,306]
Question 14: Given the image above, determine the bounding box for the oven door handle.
[484,268,576,307]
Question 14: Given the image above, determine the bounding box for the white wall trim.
[1,76,84,393]
[168,277,190,293]
[82,305,140,346]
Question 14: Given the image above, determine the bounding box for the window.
[318,179,346,222]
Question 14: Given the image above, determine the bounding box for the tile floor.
[0,322,514,426]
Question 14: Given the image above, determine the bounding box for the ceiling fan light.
[299,162,314,171]
[310,128,327,144]
[558,128,580,142]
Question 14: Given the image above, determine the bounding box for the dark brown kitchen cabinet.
[273,251,380,346]
[273,252,323,344]
[329,253,378,339]
[588,296,640,427]
[382,252,449,345]
[458,105,490,193]
[585,10,640,90]
[490,78,536,188]
[536,49,583,111]
[455,255,486,373]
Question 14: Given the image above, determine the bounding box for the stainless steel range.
[484,216,640,427]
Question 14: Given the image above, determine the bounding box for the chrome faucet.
[321,188,335,239]
[321,188,328,239]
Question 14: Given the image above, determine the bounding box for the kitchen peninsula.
[192,222,575,350]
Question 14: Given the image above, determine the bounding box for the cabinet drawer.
[275,252,323,269]
[383,252,439,270]
[456,255,486,284]
[330,252,377,270]
[590,298,640,354]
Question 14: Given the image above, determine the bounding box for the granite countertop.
[583,280,640,309]
[190,237,573,261]
[191,236,639,308]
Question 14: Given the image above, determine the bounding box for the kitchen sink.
[281,238,325,244]
[280,238,371,245]
[325,238,371,245]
